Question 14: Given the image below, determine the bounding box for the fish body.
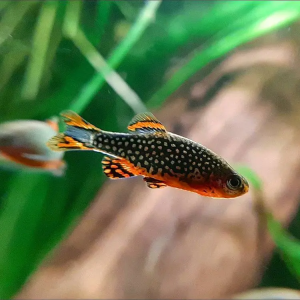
[47,111,249,198]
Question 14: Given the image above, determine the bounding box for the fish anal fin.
[61,110,101,132]
[143,177,167,189]
[127,112,167,134]
[102,156,137,179]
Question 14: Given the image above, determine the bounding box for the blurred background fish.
[0,118,65,176]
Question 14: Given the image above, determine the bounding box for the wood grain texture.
[16,39,300,299]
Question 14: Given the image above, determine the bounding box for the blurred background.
[1,1,300,299]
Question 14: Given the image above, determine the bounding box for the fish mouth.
[243,178,250,194]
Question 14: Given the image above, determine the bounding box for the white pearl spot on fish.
[151,145,155,149]
[152,151,156,155]
[132,144,136,148]
[164,142,168,146]
[161,161,164,165]
[144,161,149,165]
[138,145,142,149]
[157,140,161,144]
[118,142,123,146]
[130,139,134,142]
[128,150,132,154]
[167,149,172,152]
[176,166,181,170]
[158,146,162,150]
[139,155,143,160]
[131,156,136,161]
[125,142,129,146]
[112,146,117,151]
[171,161,175,165]
[144,146,149,151]
[171,143,175,147]
[111,140,115,145]
[154,159,159,163]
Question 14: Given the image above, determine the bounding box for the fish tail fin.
[47,111,101,152]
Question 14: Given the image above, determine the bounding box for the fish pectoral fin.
[102,156,137,179]
[127,112,167,134]
[143,177,167,189]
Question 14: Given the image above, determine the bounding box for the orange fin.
[102,156,137,179]
[127,112,167,134]
[47,111,100,152]
[47,133,91,151]
[61,110,101,132]
[143,177,167,189]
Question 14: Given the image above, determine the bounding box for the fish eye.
[226,175,242,190]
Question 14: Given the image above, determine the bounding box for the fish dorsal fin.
[102,156,137,179]
[143,177,167,189]
[127,112,167,134]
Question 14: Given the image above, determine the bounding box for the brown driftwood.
[16,37,300,299]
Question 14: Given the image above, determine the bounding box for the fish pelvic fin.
[47,111,100,152]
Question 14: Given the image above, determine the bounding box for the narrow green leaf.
[0,172,49,298]
[21,1,58,100]
[68,0,162,114]
[63,0,83,39]
[147,2,300,107]
[0,1,36,47]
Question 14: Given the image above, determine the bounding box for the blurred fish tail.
[47,111,101,152]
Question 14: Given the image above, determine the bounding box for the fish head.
[0,119,66,175]
[208,169,249,198]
